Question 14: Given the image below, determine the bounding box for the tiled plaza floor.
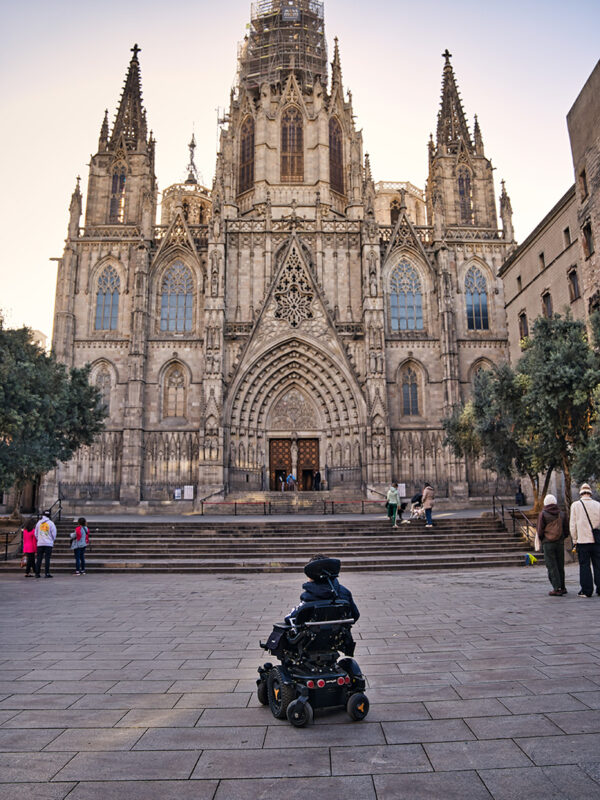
[1,562,599,799]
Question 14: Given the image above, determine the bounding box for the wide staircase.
[1,516,530,574]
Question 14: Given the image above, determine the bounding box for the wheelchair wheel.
[257,680,268,706]
[347,692,369,721]
[286,699,314,727]
[267,666,295,719]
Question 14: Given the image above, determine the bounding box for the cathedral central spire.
[239,0,328,90]
[110,44,148,149]
[436,49,473,154]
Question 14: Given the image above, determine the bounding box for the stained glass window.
[402,368,419,415]
[329,117,344,195]
[95,266,120,330]
[457,166,473,224]
[389,260,424,331]
[109,166,126,223]
[239,116,255,194]
[160,262,193,333]
[465,266,489,330]
[163,365,186,418]
[281,107,303,182]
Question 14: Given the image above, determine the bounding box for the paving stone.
[424,698,509,718]
[174,692,252,709]
[0,728,64,751]
[373,770,493,799]
[116,709,201,728]
[134,725,265,750]
[453,682,532,699]
[196,707,285,727]
[36,681,117,694]
[70,693,180,709]
[2,710,127,728]
[0,783,75,799]
[192,747,330,779]
[479,765,600,800]
[520,677,600,695]
[264,721,385,748]
[331,743,431,774]
[213,775,376,799]
[53,750,200,781]
[500,693,589,714]
[424,738,533,770]
[64,780,218,799]
[548,710,600,734]
[0,694,82,710]
[516,733,600,766]
[382,719,475,744]
[0,752,75,782]
[465,713,563,739]
[573,691,600,709]
[45,727,144,751]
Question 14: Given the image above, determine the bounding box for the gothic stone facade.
[46,6,515,511]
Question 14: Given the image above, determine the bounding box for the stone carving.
[274,245,314,328]
[269,388,317,430]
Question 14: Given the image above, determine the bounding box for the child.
[286,554,360,622]
[22,517,37,577]
[70,517,89,575]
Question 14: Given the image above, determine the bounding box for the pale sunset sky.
[1,0,598,341]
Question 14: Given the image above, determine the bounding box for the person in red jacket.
[69,517,90,575]
[22,517,37,577]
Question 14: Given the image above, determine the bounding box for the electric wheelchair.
[256,557,369,727]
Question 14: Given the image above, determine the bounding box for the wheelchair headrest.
[304,557,341,582]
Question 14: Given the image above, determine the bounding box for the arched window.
[390,200,400,227]
[281,107,303,182]
[465,265,489,330]
[160,262,194,332]
[389,260,424,331]
[95,367,112,414]
[239,116,255,194]
[95,266,120,331]
[329,117,344,194]
[109,165,126,223]
[457,165,473,224]
[401,368,419,416]
[163,364,186,418]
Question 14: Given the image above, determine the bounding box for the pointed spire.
[500,179,514,242]
[473,114,484,156]
[185,133,198,184]
[98,109,109,151]
[436,49,473,154]
[331,36,342,87]
[364,152,372,183]
[110,44,147,149]
[68,176,82,239]
[399,186,407,212]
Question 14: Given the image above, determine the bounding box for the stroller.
[257,557,369,727]
[410,492,426,521]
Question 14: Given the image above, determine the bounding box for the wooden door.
[269,439,292,490]
[298,439,319,491]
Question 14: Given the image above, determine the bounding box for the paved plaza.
[1,562,600,799]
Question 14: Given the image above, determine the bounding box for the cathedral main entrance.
[269,438,319,491]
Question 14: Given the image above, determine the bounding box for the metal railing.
[198,499,387,516]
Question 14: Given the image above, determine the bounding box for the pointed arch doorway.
[269,437,319,491]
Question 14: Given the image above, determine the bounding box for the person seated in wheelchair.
[257,554,369,726]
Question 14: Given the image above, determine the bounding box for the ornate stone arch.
[280,105,304,183]
[90,359,118,416]
[88,259,126,334]
[158,359,192,421]
[395,358,427,418]
[151,254,201,334]
[383,252,432,334]
[461,259,492,331]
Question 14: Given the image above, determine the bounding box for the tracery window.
[465,266,489,330]
[457,165,473,224]
[389,260,424,331]
[95,266,120,331]
[109,165,126,223]
[239,116,255,194]
[163,364,186,418]
[160,261,194,332]
[274,245,314,328]
[401,367,419,416]
[281,107,303,183]
[329,117,344,195]
[95,368,112,414]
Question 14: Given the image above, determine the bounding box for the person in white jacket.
[35,512,57,578]
[569,483,600,598]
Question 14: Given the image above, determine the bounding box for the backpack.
[543,513,563,542]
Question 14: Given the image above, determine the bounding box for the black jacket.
[288,578,360,622]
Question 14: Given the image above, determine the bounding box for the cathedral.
[46,0,516,511]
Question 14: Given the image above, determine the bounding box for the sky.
[1,0,598,341]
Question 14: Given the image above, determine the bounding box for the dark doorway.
[269,439,292,490]
[301,469,314,491]
[298,439,319,491]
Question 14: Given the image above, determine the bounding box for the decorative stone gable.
[274,245,314,328]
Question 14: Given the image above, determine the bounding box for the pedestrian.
[536,494,569,596]
[35,511,57,578]
[422,482,435,527]
[569,482,600,598]
[22,517,37,577]
[70,517,89,575]
[386,482,399,528]
[314,470,321,491]
[286,473,296,491]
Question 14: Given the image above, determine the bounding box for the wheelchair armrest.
[303,618,355,626]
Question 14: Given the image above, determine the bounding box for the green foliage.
[0,325,107,492]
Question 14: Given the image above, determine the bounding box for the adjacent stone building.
[45,1,514,512]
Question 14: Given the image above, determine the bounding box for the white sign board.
[173,488,182,500]
[398,483,406,498]
[183,485,194,500]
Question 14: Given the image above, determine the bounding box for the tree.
[0,322,107,511]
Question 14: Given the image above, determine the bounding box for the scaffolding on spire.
[239,0,328,90]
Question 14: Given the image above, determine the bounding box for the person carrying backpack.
[69,517,90,575]
[536,494,569,596]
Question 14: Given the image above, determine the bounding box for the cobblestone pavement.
[1,563,599,799]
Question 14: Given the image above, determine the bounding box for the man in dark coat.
[537,493,569,596]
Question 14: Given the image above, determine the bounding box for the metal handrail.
[46,499,62,522]
[507,506,537,548]
[492,494,505,525]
